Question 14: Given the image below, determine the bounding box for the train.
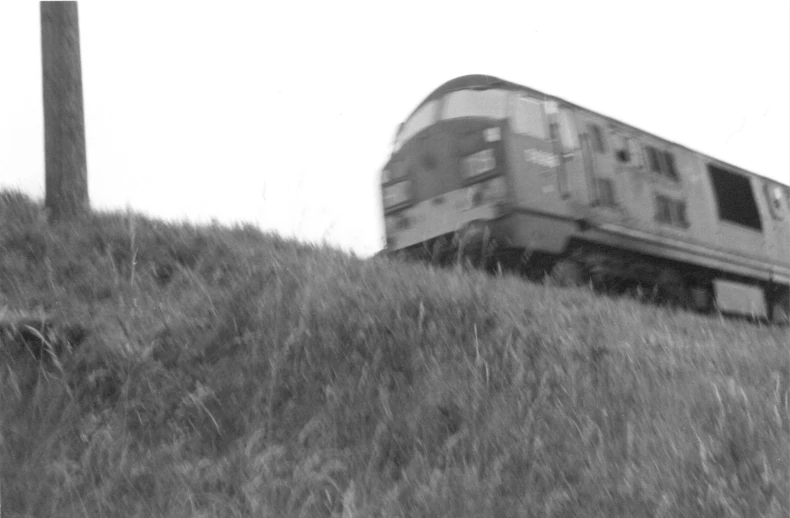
[379,74,790,324]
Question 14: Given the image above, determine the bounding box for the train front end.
[381,82,516,265]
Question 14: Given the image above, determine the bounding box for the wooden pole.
[41,1,89,221]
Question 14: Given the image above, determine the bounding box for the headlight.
[385,214,411,234]
[385,215,396,235]
[383,180,411,209]
[467,177,507,208]
[462,149,496,179]
[484,127,501,142]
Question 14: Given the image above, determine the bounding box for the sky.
[1,1,788,256]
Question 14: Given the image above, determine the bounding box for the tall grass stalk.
[0,190,787,517]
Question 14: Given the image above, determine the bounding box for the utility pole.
[41,1,89,221]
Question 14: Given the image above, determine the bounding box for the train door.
[548,105,588,210]
[582,119,619,208]
[570,113,612,209]
[580,132,598,206]
[609,130,646,225]
[508,94,564,212]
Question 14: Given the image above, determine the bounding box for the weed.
[0,191,787,517]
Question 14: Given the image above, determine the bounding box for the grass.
[0,189,788,517]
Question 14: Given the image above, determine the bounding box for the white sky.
[1,1,788,256]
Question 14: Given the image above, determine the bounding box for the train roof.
[408,74,789,188]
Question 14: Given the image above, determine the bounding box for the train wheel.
[550,259,586,286]
[655,268,689,307]
[689,285,714,313]
[479,238,497,271]
[429,236,451,265]
[769,293,790,326]
[490,248,525,275]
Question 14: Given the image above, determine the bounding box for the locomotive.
[380,75,790,323]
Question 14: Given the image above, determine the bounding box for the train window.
[441,89,509,120]
[646,146,662,173]
[655,195,689,227]
[676,202,688,227]
[655,195,672,223]
[707,164,763,231]
[511,96,547,140]
[596,178,616,206]
[662,151,679,180]
[611,134,641,166]
[645,145,679,181]
[615,135,630,163]
[558,110,579,151]
[590,124,607,153]
[628,138,642,167]
[397,100,438,148]
[670,199,688,227]
[615,135,641,165]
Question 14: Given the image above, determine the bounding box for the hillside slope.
[1,190,788,518]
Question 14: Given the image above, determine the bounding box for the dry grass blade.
[0,191,787,518]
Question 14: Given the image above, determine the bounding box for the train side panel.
[557,106,790,284]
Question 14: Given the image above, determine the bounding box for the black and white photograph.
[0,1,788,516]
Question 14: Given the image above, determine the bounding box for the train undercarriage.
[384,226,790,326]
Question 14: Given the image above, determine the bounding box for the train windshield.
[396,100,439,150]
[441,89,509,120]
[394,89,510,150]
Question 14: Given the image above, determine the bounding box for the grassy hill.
[0,190,788,517]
